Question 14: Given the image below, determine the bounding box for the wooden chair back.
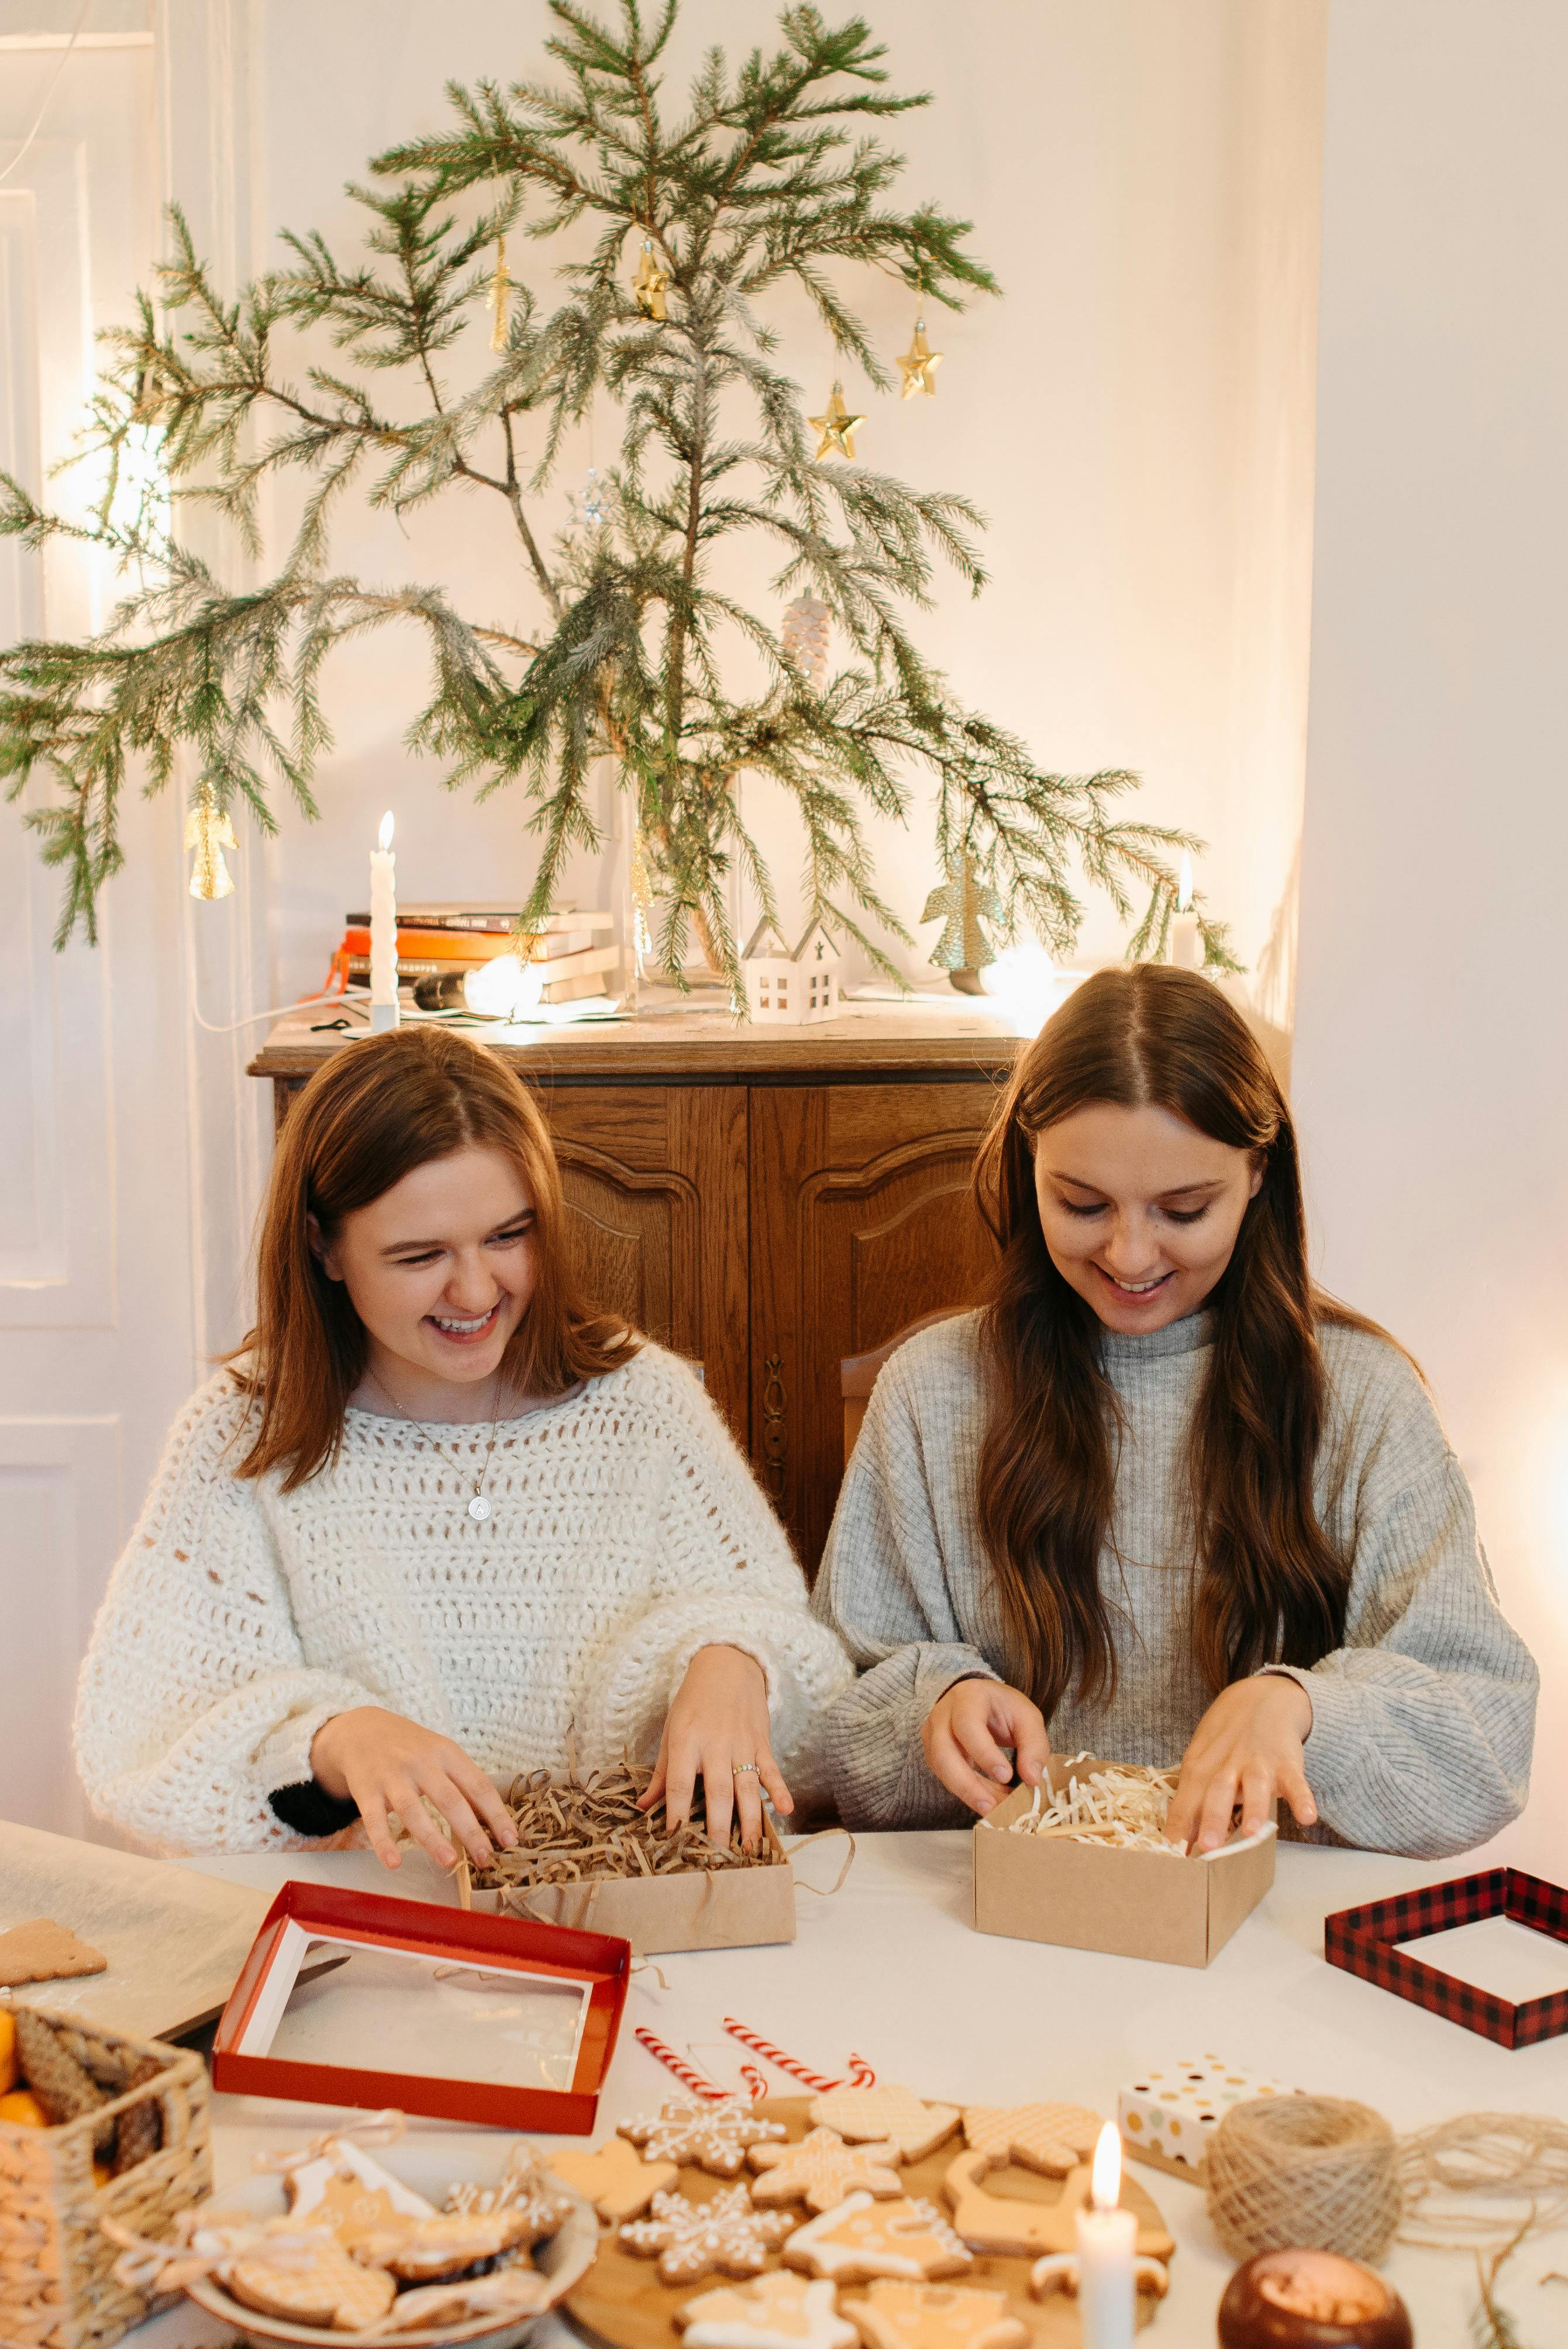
[840,1308,964,1469]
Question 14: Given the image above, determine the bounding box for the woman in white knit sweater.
[76,1025,850,1866]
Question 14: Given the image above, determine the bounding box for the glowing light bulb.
[463,953,546,1022]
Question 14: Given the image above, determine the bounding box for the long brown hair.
[972,963,1388,1714]
[232,1025,639,1490]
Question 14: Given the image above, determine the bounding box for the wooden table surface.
[127,1831,1568,2349]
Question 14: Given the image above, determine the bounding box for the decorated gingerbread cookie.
[677,2269,860,2349]
[621,2185,795,2285]
[224,2231,397,2331]
[960,2103,1104,2178]
[550,2135,678,2223]
[750,2129,904,2214]
[943,2150,1175,2265]
[444,2146,573,2240]
[807,2089,960,2164]
[380,2268,554,2332]
[783,2194,973,2284]
[842,2279,1031,2349]
[351,2209,536,2281]
[623,2098,788,2178]
[284,2143,435,2250]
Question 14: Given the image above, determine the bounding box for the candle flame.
[1090,2121,1121,2212]
[1176,850,1193,914]
[378,811,395,852]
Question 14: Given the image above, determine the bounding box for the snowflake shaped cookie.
[807,2087,960,2162]
[621,2186,795,2284]
[676,2269,860,2349]
[960,2103,1105,2178]
[749,2128,904,2213]
[783,2193,973,2283]
[622,2098,787,2177]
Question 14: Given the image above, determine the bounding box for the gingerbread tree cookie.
[549,2135,678,2222]
[0,1918,107,1987]
[444,2145,573,2239]
[807,2088,960,2162]
[750,2128,903,2214]
[960,2103,1105,2178]
[677,2269,860,2349]
[783,2193,973,2283]
[621,2186,795,2284]
[622,2097,787,2177]
[842,2280,1031,2349]
[943,2151,1175,2264]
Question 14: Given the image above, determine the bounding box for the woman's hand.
[1166,1674,1317,1854]
[310,1707,519,1873]
[922,1676,1051,1815]
[636,1645,791,1854]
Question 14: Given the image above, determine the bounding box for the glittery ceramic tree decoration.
[922,851,1002,994]
[782,592,831,692]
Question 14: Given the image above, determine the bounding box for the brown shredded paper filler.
[470,1761,783,1894]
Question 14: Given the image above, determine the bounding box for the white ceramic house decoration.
[741,917,842,1025]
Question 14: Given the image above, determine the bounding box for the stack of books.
[339,905,619,1006]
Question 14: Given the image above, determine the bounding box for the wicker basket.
[0,2006,211,2349]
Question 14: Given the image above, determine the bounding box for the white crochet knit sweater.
[75,1344,852,1854]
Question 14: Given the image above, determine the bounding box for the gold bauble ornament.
[633,239,669,322]
[809,382,864,460]
[485,236,514,353]
[185,800,237,901]
[898,315,943,399]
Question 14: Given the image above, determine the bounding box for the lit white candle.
[369,810,399,1031]
[1170,849,1202,970]
[1076,2123,1137,2349]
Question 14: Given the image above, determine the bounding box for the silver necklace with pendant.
[368,1367,504,1521]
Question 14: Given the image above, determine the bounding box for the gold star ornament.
[810,382,864,460]
[633,240,669,322]
[898,316,943,399]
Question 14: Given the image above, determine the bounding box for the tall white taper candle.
[1170,848,1202,971]
[1076,2124,1136,2349]
[370,810,399,1031]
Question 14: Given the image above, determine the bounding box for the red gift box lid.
[212,1878,632,2132]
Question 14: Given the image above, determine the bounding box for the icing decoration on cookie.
[550,2136,678,2223]
[1030,2251,1170,2301]
[783,2193,973,2283]
[749,2129,904,2213]
[621,2185,794,2284]
[677,2269,860,2349]
[943,2151,1176,2264]
[1118,2054,1294,2179]
[379,2267,556,2330]
[807,2089,960,2164]
[444,2145,573,2239]
[285,2144,434,2250]
[842,2279,1032,2349]
[622,2097,787,2177]
[224,2231,397,2331]
[349,2209,536,2281]
[960,2103,1105,2178]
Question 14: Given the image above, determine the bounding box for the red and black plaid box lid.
[1325,1866,1568,2050]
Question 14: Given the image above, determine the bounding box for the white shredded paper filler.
[985,1756,1187,1854]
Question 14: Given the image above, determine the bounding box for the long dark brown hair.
[232,1025,638,1490]
[972,963,1391,1715]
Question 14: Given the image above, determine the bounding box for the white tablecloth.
[138,1834,1568,2348]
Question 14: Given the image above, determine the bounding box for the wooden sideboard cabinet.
[250,1005,1022,1572]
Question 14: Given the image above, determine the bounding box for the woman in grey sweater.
[812,966,1536,1858]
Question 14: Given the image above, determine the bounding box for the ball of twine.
[1206,2096,1402,2264]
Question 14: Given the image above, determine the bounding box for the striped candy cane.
[633,2027,730,2101]
[721,2018,877,2092]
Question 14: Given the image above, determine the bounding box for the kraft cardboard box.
[464,1814,800,1955]
[972,1756,1277,1968]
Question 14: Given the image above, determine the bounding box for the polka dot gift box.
[1118,2054,1297,2182]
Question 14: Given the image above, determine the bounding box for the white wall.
[1293,0,1568,1871]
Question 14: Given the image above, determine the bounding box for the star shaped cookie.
[783,2193,972,2283]
[676,2269,860,2349]
[622,2098,787,2178]
[807,2086,960,2162]
[549,2135,678,2222]
[749,2128,903,2214]
[842,2281,1029,2349]
[960,2103,1105,2178]
[621,2186,795,2285]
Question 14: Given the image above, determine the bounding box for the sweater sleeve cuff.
[268,1779,363,1838]
[913,1644,1001,1725]
[1260,1664,1359,1804]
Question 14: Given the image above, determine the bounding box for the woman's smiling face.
[1031,1101,1262,1334]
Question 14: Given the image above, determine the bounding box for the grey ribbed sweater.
[810,1309,1537,1857]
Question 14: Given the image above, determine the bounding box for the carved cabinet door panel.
[749,1082,1000,1573]
[539,1084,749,1444]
